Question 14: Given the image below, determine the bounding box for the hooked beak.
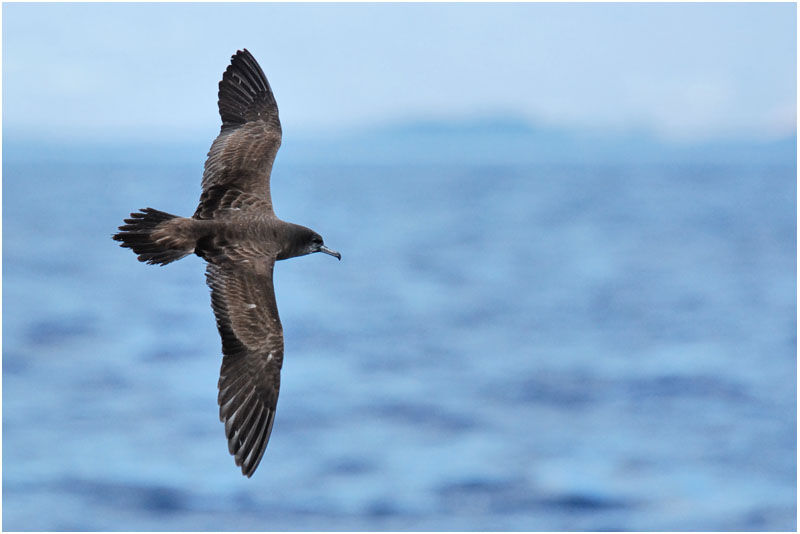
[318,244,341,261]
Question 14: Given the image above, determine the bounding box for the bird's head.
[279,224,341,261]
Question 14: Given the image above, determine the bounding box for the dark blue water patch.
[626,374,751,403]
[367,402,477,433]
[52,477,188,514]
[504,372,602,408]
[436,477,634,517]
[24,314,97,347]
[588,281,706,326]
[738,504,798,531]
[322,456,375,476]
[139,345,203,363]
[540,492,631,512]
[508,371,753,409]
[2,351,30,375]
[742,508,773,530]
[437,479,639,520]
[75,369,132,392]
[364,498,401,518]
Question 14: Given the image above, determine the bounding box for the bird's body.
[113,49,340,477]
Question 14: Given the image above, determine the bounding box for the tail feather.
[113,208,192,265]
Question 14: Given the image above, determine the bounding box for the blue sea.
[2,137,796,530]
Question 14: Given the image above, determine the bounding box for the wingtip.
[217,48,276,130]
[237,450,261,478]
[232,48,249,59]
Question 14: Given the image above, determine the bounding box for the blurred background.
[2,3,796,531]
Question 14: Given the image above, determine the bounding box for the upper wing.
[206,258,284,477]
[195,49,282,220]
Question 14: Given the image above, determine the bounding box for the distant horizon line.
[4,112,797,149]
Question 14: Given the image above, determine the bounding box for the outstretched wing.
[206,258,284,477]
[196,49,281,220]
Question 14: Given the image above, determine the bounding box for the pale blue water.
[2,141,796,530]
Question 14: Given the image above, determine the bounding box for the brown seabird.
[113,49,340,477]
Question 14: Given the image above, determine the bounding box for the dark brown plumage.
[113,49,340,477]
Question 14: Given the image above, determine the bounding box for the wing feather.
[242,411,274,474]
[196,49,281,220]
[206,258,283,477]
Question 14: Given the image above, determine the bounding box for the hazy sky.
[2,2,796,143]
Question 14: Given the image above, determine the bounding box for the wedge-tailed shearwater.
[113,49,340,477]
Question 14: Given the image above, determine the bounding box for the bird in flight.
[113,49,340,477]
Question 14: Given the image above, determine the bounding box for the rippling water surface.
[3,153,796,530]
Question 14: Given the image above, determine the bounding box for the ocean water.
[2,152,796,530]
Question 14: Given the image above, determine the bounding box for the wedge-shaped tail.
[113,208,193,265]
